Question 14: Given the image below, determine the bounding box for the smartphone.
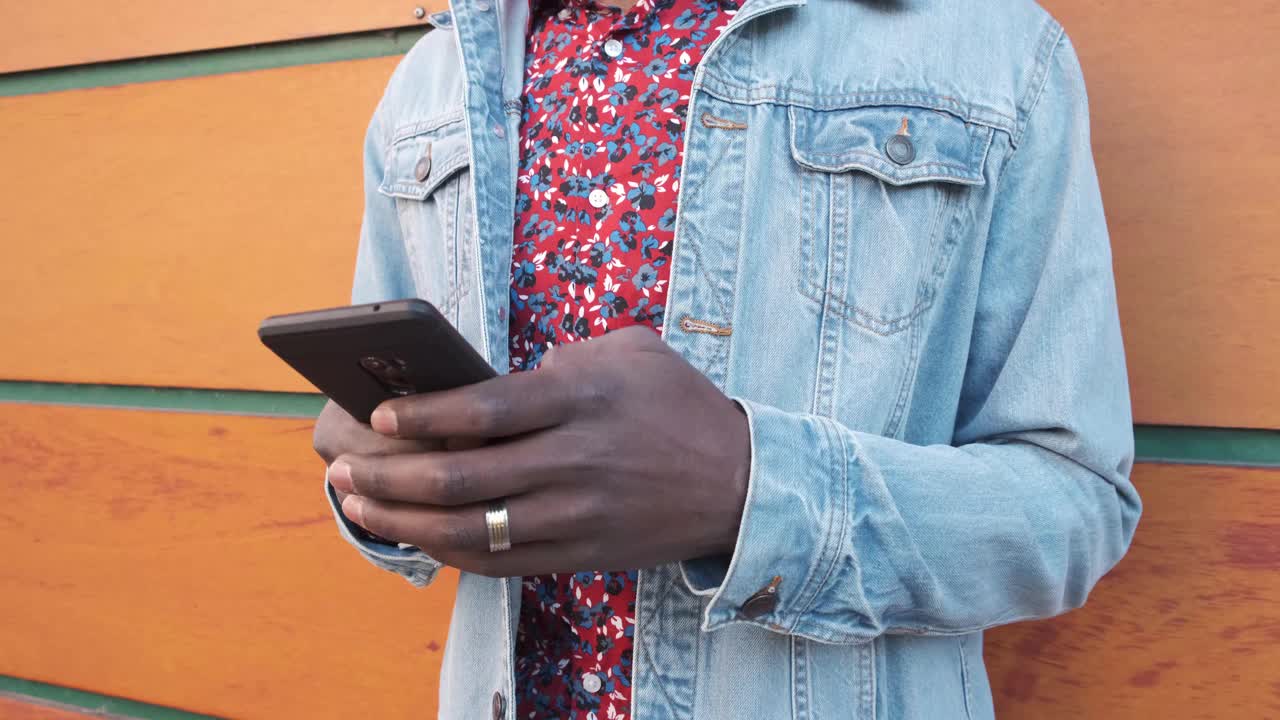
[258,299,496,423]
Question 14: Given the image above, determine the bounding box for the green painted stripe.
[0,380,323,418]
[0,676,222,720]
[1,380,1279,466]
[1133,425,1280,468]
[0,27,428,98]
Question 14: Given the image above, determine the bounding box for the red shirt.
[507,0,739,715]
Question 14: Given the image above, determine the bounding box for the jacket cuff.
[324,476,442,587]
[678,397,853,638]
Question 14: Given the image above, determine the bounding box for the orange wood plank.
[1038,1,1280,427]
[0,694,122,720]
[3,1,1280,428]
[0,1,440,74]
[987,463,1280,719]
[0,60,395,393]
[0,404,457,720]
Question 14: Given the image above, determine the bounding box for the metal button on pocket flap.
[492,690,505,719]
[787,103,992,187]
[413,144,433,182]
[739,575,783,620]
[379,113,472,201]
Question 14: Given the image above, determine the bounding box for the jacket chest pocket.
[379,114,475,320]
[790,104,992,336]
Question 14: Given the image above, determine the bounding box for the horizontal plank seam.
[0,676,224,720]
[0,381,1277,466]
[0,27,429,98]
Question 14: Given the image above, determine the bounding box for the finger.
[314,400,442,463]
[372,365,582,440]
[336,438,555,505]
[441,540,595,578]
[345,489,585,554]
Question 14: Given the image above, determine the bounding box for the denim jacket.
[323,0,1141,717]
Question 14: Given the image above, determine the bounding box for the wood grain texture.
[2,2,1278,425]
[0,404,456,720]
[987,463,1280,719]
[0,1,440,74]
[1038,1,1280,428]
[0,59,395,393]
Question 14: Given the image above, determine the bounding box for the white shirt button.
[582,673,603,694]
[603,39,624,58]
[588,188,610,208]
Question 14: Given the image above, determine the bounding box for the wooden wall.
[0,0,1277,718]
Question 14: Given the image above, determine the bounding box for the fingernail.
[370,407,398,435]
[341,494,365,527]
[327,461,354,493]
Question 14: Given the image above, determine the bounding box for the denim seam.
[882,300,923,439]
[499,577,515,720]
[442,173,476,318]
[861,639,875,719]
[389,182,473,319]
[796,175,955,336]
[630,569,645,720]
[958,635,974,720]
[703,26,750,88]
[448,169,463,325]
[391,109,467,142]
[681,231,735,322]
[790,416,849,636]
[792,114,988,336]
[1012,19,1064,147]
[793,637,810,720]
[381,151,470,200]
[789,637,801,720]
[700,81,1017,134]
[640,615,685,712]
[797,148,978,177]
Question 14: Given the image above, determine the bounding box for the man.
[312,0,1141,716]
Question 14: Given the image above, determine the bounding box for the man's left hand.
[325,325,751,577]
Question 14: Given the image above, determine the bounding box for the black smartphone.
[258,299,496,424]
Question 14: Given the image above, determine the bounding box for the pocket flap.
[788,104,991,186]
[380,114,471,200]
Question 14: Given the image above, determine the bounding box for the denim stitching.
[391,109,467,142]
[793,637,810,720]
[958,635,974,720]
[797,145,978,176]
[882,298,923,439]
[1012,20,1064,147]
[381,152,470,199]
[794,120,980,335]
[791,416,849,635]
[699,81,1018,133]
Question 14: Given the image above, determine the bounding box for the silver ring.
[485,501,512,553]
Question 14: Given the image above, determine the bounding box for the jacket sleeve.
[679,28,1141,643]
[321,80,444,589]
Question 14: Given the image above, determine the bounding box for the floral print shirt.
[507,0,740,715]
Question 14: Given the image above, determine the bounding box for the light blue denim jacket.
[323,0,1141,716]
